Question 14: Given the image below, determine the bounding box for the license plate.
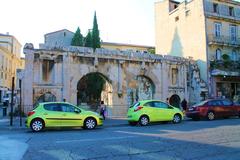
[189,108,193,111]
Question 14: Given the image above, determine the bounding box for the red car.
[186,99,240,120]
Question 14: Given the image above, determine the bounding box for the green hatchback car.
[26,102,103,132]
[127,100,183,126]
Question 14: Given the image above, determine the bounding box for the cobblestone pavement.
[0,118,240,160]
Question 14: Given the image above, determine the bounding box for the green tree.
[86,73,106,102]
[92,12,101,51]
[71,27,83,46]
[84,30,92,48]
[147,48,155,54]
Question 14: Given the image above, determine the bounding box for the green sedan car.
[127,100,183,126]
[26,102,103,132]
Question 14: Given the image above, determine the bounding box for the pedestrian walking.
[181,99,188,112]
[100,101,106,120]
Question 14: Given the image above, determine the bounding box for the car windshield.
[192,100,208,107]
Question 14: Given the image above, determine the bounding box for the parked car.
[26,102,103,132]
[186,99,240,120]
[127,100,183,126]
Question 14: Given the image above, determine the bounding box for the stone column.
[160,62,165,100]
[62,52,70,102]
[184,64,188,100]
[117,60,124,95]
[23,49,34,111]
[162,61,169,100]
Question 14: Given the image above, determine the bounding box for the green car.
[26,102,103,132]
[127,100,183,126]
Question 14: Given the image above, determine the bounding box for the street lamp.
[17,70,24,126]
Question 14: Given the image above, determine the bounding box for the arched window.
[216,49,222,60]
[231,50,237,61]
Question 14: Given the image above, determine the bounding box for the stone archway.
[169,94,181,108]
[77,72,112,111]
[36,92,56,104]
[127,75,155,105]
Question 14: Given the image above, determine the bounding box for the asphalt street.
[0,118,240,160]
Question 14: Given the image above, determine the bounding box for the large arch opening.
[127,75,155,105]
[169,94,181,108]
[77,72,112,111]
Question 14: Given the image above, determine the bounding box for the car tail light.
[134,106,143,112]
[195,107,200,111]
[27,111,35,117]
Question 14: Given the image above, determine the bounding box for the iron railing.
[208,34,240,46]
[210,60,240,71]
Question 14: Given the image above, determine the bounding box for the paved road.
[1,118,240,160]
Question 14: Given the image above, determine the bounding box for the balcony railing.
[210,60,240,75]
[205,11,240,22]
[208,34,240,47]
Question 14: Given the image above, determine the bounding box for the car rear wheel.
[207,111,215,120]
[84,118,97,129]
[31,119,44,132]
[172,114,182,124]
[139,116,149,126]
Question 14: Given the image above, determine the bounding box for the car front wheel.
[173,114,182,124]
[139,116,149,126]
[84,118,97,129]
[31,119,44,132]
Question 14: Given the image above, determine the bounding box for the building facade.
[155,0,240,101]
[39,29,155,53]
[0,33,25,104]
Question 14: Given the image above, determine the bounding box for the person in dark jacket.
[181,99,188,111]
[100,101,106,120]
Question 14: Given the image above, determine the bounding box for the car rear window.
[130,102,140,108]
[44,104,61,111]
[192,100,208,107]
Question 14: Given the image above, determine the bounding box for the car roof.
[39,102,71,105]
[206,99,231,101]
[138,99,165,103]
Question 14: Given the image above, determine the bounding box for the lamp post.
[10,77,14,126]
[17,70,24,126]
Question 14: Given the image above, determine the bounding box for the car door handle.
[43,113,48,115]
[62,114,66,116]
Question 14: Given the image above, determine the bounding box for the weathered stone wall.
[23,45,204,116]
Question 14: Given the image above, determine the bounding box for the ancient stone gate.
[23,44,190,116]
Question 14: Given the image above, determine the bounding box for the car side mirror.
[168,106,174,109]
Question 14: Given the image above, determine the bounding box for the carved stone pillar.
[117,60,124,96]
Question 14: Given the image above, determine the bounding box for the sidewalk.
[0,117,26,131]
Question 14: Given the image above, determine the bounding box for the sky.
[1,0,239,53]
[0,0,159,50]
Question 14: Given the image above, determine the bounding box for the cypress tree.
[71,27,83,46]
[92,12,101,51]
[84,30,92,48]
